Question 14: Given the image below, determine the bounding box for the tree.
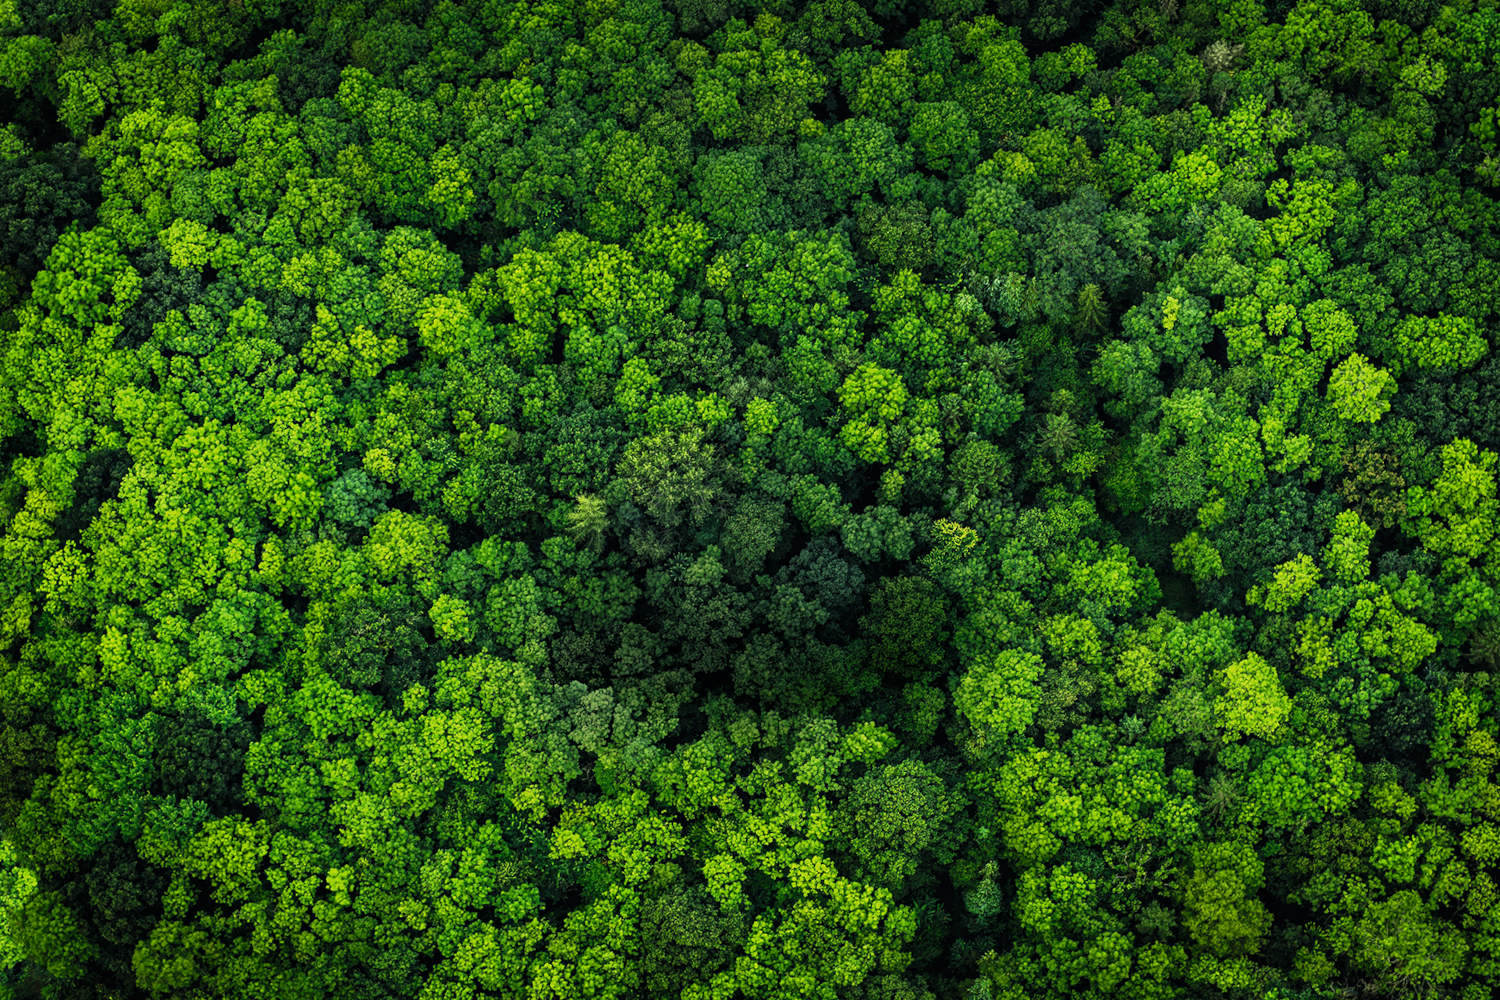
[1404,438,1498,575]
[1348,891,1468,991]
[695,148,776,234]
[617,426,722,531]
[863,575,952,676]
[838,364,908,465]
[908,101,979,174]
[1326,352,1395,423]
[954,648,1045,751]
[1382,314,1488,375]
[1182,841,1270,958]
[566,494,610,554]
[689,17,824,143]
[840,760,959,889]
[1275,0,1377,86]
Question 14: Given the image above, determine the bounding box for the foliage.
[3,1,1499,998]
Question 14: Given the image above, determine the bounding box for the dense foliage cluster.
[3,0,1500,997]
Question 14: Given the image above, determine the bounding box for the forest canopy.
[3,0,1500,998]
